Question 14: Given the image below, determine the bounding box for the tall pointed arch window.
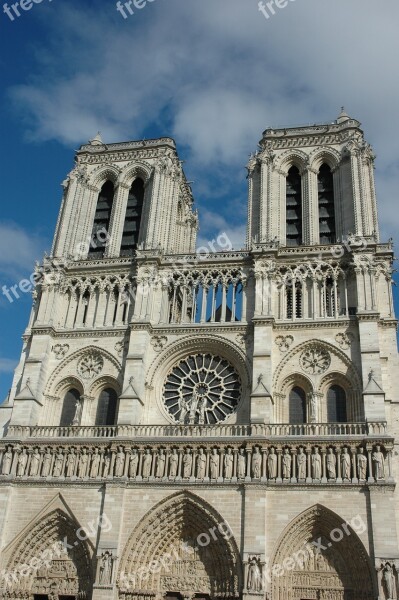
[120,178,144,256]
[289,386,306,424]
[60,388,81,427]
[327,385,347,422]
[318,164,336,244]
[95,387,118,426]
[286,166,303,246]
[89,180,115,257]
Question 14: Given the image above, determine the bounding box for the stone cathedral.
[0,110,399,600]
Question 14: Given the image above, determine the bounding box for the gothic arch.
[275,149,309,175]
[117,491,241,600]
[45,345,122,397]
[146,334,251,424]
[118,160,153,187]
[90,164,121,190]
[270,504,375,600]
[309,146,341,171]
[318,371,361,421]
[2,495,93,599]
[273,338,361,396]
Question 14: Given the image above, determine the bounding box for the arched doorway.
[118,491,241,600]
[270,505,375,600]
[4,508,93,599]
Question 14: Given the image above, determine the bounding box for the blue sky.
[0,0,399,401]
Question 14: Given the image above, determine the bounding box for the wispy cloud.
[6,0,399,242]
[0,222,47,281]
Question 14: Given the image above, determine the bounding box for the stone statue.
[357,447,367,480]
[66,448,76,477]
[237,448,246,479]
[372,445,385,480]
[188,391,199,424]
[53,449,64,478]
[252,447,262,479]
[78,448,89,478]
[17,449,28,477]
[312,448,322,480]
[247,556,261,592]
[99,550,113,585]
[156,449,166,478]
[142,448,152,478]
[297,447,306,480]
[1,446,12,475]
[90,448,100,478]
[224,447,234,479]
[129,449,139,478]
[30,448,41,477]
[42,449,52,477]
[383,562,396,600]
[327,447,336,479]
[197,448,206,479]
[178,397,190,424]
[341,447,351,480]
[210,448,220,479]
[268,447,277,479]
[183,448,193,478]
[103,453,110,478]
[282,448,291,479]
[169,449,178,478]
[114,447,125,477]
[72,398,83,426]
[198,396,207,424]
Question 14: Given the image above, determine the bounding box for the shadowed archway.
[270,504,375,600]
[118,491,241,600]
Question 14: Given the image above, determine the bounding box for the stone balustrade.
[0,440,393,484]
[5,421,388,440]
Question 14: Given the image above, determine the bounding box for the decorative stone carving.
[268,447,277,479]
[373,445,385,480]
[196,448,206,479]
[300,346,331,375]
[164,353,241,425]
[114,447,125,477]
[327,447,337,479]
[224,447,234,479]
[282,447,291,479]
[78,351,104,379]
[41,449,52,477]
[99,550,114,585]
[275,335,294,352]
[252,447,261,479]
[341,447,351,480]
[357,447,367,480]
[17,448,28,477]
[297,447,306,480]
[53,449,64,477]
[66,448,76,477]
[90,447,101,478]
[151,335,168,352]
[247,556,262,592]
[1,446,13,475]
[237,448,246,479]
[129,449,139,478]
[156,448,166,478]
[142,448,152,478]
[115,340,128,356]
[335,332,354,350]
[312,448,322,479]
[30,448,41,477]
[52,344,70,360]
[210,448,220,479]
[182,448,192,478]
[78,448,89,478]
[169,448,178,478]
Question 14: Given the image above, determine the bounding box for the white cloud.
[0,222,47,281]
[7,0,399,240]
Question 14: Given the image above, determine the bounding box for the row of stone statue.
[0,444,390,482]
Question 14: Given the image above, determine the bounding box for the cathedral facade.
[0,111,398,600]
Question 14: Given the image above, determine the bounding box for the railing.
[6,422,388,440]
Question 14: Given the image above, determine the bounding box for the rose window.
[163,353,241,424]
[78,352,104,379]
[300,346,331,375]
